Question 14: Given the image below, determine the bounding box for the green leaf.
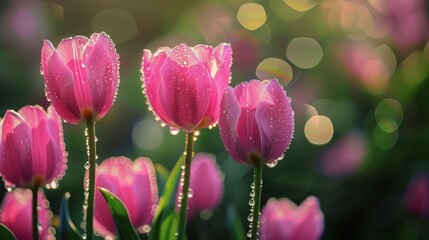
[149,155,184,240]
[58,192,82,240]
[227,205,245,240]
[0,223,16,240]
[98,187,140,240]
[155,163,170,194]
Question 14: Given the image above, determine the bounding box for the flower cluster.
[0,32,320,240]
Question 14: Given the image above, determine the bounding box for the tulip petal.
[158,44,212,131]
[256,80,294,162]
[192,44,213,69]
[234,81,264,158]
[45,106,66,182]
[42,40,81,123]
[142,48,174,125]
[18,106,51,183]
[84,32,120,120]
[203,43,232,126]
[1,111,32,186]
[219,87,248,164]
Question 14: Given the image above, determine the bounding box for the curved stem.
[177,131,195,240]
[250,164,263,240]
[32,187,39,240]
[85,121,97,240]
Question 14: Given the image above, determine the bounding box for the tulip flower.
[41,32,120,124]
[89,157,158,238]
[0,105,67,189]
[142,43,232,240]
[218,79,294,166]
[141,42,232,132]
[403,174,429,217]
[219,79,294,240]
[0,189,52,240]
[260,196,324,240]
[178,153,224,219]
[41,32,120,240]
[320,131,366,177]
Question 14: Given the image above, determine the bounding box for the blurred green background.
[1,0,429,239]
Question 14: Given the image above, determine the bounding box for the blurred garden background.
[1,0,429,239]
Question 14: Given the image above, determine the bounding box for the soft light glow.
[305,115,334,145]
[375,98,403,133]
[373,125,398,150]
[237,3,267,31]
[92,9,138,44]
[270,0,304,22]
[286,37,323,69]
[283,0,317,12]
[132,117,164,150]
[256,58,293,86]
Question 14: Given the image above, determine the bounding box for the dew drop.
[170,127,180,135]
[187,188,193,198]
[250,190,255,197]
[84,161,90,170]
[266,160,278,168]
[249,198,255,207]
[247,213,253,222]
[247,230,252,238]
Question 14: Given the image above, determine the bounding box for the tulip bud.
[41,32,120,123]
[260,196,324,240]
[0,105,67,189]
[89,157,158,237]
[0,189,52,240]
[141,43,232,132]
[218,79,294,166]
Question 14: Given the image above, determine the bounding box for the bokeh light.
[283,0,317,12]
[92,8,137,44]
[304,115,334,145]
[373,125,398,150]
[255,58,293,86]
[286,37,323,69]
[270,0,304,22]
[237,3,266,31]
[132,117,164,150]
[375,98,403,133]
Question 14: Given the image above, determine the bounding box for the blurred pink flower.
[0,189,52,240]
[0,105,67,188]
[89,157,158,237]
[380,0,428,49]
[178,153,224,219]
[260,196,324,240]
[404,174,429,217]
[218,79,294,165]
[339,43,391,94]
[141,43,232,132]
[320,131,366,177]
[41,32,120,124]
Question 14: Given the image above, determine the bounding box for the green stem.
[177,131,195,240]
[250,164,263,240]
[85,121,97,240]
[32,187,39,240]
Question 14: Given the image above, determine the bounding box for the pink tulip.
[320,131,366,177]
[218,79,294,165]
[0,189,52,240]
[141,43,232,132]
[90,157,158,237]
[260,196,324,240]
[403,174,429,217]
[0,105,67,188]
[41,32,120,124]
[178,153,224,219]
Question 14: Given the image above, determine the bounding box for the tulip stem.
[85,121,97,240]
[250,164,263,240]
[32,186,39,240]
[177,131,195,240]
